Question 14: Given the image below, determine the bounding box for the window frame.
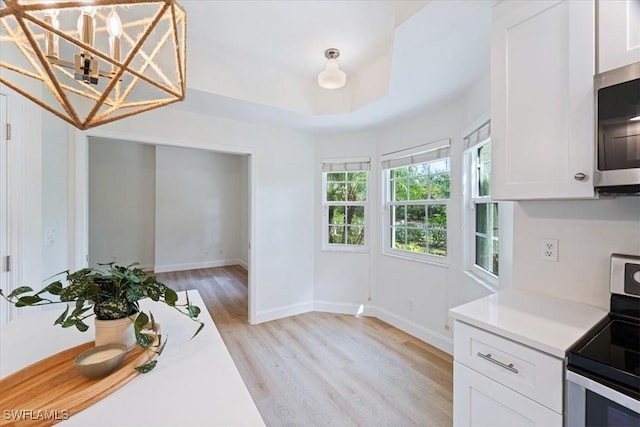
[464,137,499,289]
[321,170,370,253]
[382,159,451,265]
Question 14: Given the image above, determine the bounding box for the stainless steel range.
[566,254,640,426]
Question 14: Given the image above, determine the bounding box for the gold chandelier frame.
[0,0,186,130]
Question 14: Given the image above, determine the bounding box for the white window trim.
[321,171,370,253]
[463,138,498,291]
[381,164,450,265]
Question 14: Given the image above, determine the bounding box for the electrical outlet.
[409,298,415,310]
[541,239,558,262]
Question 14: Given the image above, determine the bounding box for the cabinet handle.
[476,352,519,373]
[574,172,586,181]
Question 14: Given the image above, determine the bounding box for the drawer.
[453,320,563,413]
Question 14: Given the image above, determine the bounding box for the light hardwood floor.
[157,266,453,426]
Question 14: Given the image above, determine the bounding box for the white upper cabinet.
[491,1,595,200]
[598,0,640,73]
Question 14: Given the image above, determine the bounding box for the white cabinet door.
[491,0,595,200]
[453,362,562,427]
[598,0,640,73]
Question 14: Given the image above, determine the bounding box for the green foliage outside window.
[474,142,498,276]
[325,171,367,246]
[475,202,499,275]
[388,159,450,257]
[477,143,491,197]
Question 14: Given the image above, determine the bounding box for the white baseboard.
[255,301,314,324]
[154,259,242,274]
[313,300,375,317]
[138,264,154,272]
[238,259,249,270]
[374,307,453,355]
[253,299,452,355]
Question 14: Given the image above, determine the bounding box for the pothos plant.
[0,263,204,373]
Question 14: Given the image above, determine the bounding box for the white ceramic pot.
[94,316,137,350]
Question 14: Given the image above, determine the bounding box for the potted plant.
[0,263,204,373]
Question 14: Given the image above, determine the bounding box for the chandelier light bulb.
[318,48,346,90]
[107,10,123,39]
[107,10,123,72]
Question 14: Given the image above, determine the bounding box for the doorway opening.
[74,133,255,323]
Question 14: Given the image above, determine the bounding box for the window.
[383,139,451,262]
[322,158,370,251]
[464,121,499,283]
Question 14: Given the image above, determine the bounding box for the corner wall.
[313,99,480,354]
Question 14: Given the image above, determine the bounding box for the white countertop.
[0,290,265,427]
[449,288,608,358]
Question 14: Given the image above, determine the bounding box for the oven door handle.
[477,352,519,374]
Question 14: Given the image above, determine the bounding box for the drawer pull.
[477,352,519,373]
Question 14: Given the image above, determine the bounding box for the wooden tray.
[0,340,157,426]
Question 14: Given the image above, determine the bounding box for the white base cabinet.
[452,320,563,427]
[491,0,595,200]
[450,290,608,427]
[454,362,562,427]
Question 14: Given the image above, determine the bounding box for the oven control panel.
[611,253,640,297]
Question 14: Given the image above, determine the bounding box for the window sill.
[382,250,449,267]
[322,245,369,254]
[464,270,498,293]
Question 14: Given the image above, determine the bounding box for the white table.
[0,290,265,426]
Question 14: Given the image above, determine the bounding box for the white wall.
[374,101,464,352]
[313,99,477,353]
[512,198,640,309]
[75,107,315,323]
[313,131,378,312]
[88,138,156,269]
[155,146,243,272]
[42,112,69,279]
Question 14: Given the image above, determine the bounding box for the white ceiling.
[173,0,492,132]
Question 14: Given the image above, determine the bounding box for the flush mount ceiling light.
[318,48,346,90]
[0,0,186,130]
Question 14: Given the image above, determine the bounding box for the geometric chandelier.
[0,0,186,130]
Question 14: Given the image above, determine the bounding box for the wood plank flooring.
[157,266,453,426]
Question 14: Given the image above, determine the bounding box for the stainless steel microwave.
[594,61,640,194]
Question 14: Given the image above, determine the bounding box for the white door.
[0,94,11,326]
